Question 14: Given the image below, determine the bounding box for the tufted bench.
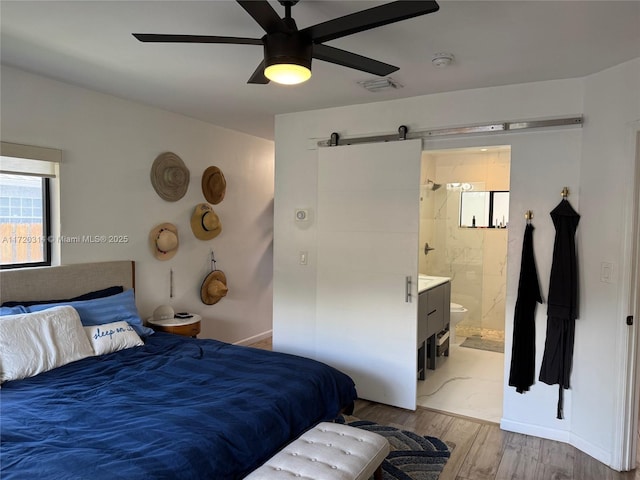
[244,422,390,480]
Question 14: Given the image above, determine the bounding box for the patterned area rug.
[335,416,452,480]
[460,335,504,353]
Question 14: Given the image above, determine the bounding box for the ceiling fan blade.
[237,0,288,34]
[302,1,439,44]
[247,61,270,84]
[313,44,398,76]
[133,33,262,45]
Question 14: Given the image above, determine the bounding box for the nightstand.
[147,314,202,338]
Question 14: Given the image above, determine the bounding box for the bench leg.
[374,465,383,480]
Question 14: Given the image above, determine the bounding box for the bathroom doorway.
[416,145,511,423]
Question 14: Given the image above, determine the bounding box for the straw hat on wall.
[150,152,190,202]
[201,166,226,205]
[190,203,222,240]
[200,270,228,305]
[149,223,179,260]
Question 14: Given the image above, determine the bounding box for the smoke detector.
[432,52,454,67]
[358,77,403,93]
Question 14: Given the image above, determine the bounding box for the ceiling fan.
[133,0,439,85]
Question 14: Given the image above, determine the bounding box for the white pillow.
[0,306,95,383]
[84,321,143,355]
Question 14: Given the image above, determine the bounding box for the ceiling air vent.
[358,77,403,93]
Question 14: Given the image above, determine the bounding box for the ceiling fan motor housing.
[263,32,312,72]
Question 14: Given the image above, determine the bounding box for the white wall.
[573,59,640,466]
[273,60,640,468]
[1,65,275,345]
[500,129,582,438]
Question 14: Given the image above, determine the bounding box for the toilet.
[449,303,468,344]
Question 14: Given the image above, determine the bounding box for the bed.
[0,261,357,480]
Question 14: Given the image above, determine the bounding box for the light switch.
[299,251,308,265]
[600,262,615,283]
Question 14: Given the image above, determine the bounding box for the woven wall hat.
[200,270,228,305]
[150,152,190,201]
[190,203,222,240]
[149,223,179,260]
[201,166,226,205]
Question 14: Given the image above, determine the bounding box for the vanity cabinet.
[417,280,451,380]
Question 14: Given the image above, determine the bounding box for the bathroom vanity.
[417,275,451,380]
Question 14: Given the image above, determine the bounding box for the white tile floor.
[416,337,504,424]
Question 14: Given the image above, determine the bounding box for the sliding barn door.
[316,140,421,410]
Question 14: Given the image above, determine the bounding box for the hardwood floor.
[247,337,272,350]
[249,337,639,479]
[352,400,638,480]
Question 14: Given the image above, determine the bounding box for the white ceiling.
[1,1,639,140]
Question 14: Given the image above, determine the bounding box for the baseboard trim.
[234,329,272,346]
[501,418,614,468]
[570,432,613,468]
[500,418,570,443]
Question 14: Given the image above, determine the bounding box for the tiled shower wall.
[419,146,510,334]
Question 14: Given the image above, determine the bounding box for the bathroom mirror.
[459,191,509,228]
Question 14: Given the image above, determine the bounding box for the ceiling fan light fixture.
[264,32,312,85]
[264,63,311,85]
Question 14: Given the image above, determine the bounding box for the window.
[0,174,51,267]
[459,190,510,228]
[0,142,60,269]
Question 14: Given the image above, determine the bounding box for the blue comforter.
[1,333,357,479]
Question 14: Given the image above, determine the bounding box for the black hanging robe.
[539,198,580,419]
[508,223,542,393]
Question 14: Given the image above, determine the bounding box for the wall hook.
[561,186,569,198]
[210,250,217,272]
[525,210,534,224]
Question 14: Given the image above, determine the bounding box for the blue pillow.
[0,305,28,316]
[27,289,154,337]
[1,286,124,307]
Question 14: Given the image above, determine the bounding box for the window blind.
[0,142,61,178]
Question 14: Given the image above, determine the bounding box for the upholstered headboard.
[0,261,135,304]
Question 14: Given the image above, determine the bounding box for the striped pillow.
[27,289,153,337]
